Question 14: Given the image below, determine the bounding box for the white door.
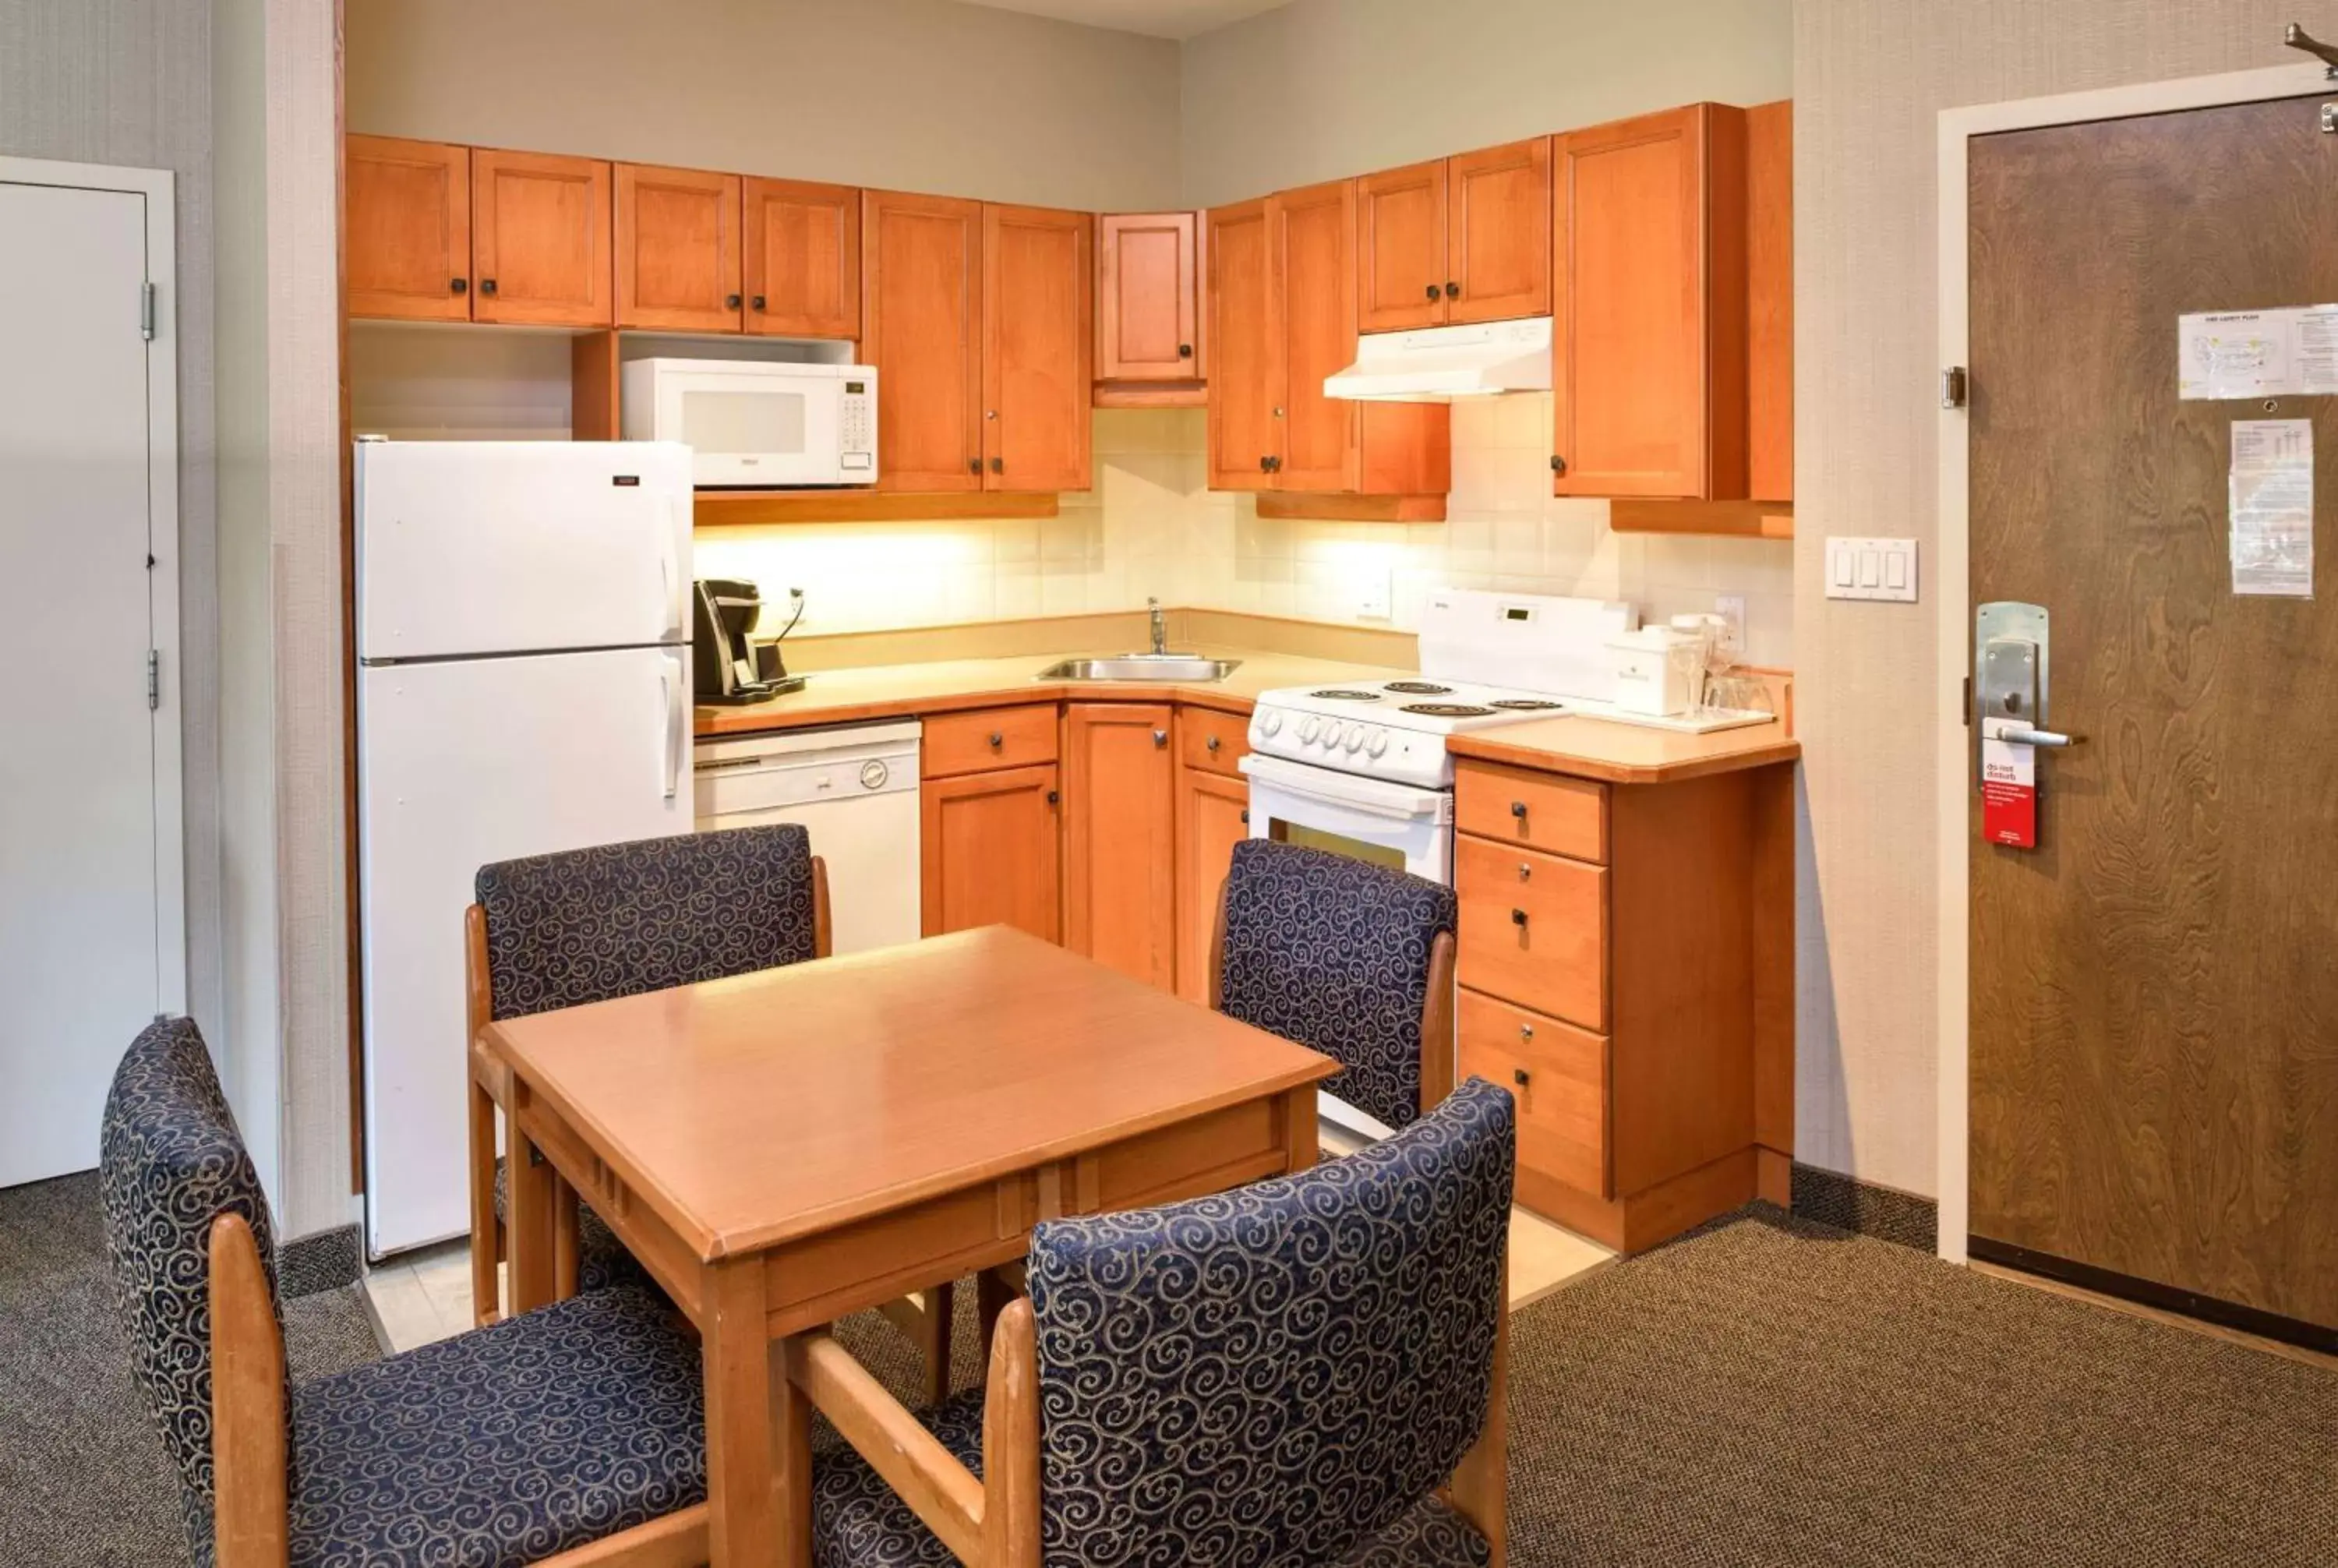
[0,175,178,1188]
[358,645,690,1255]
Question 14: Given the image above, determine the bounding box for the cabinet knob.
[1517,862,1531,881]
[1424,283,1441,301]
[991,456,1004,475]
[1153,729,1167,747]
[450,277,468,295]
[1272,406,1284,418]
[1178,343,1193,358]
[1444,281,1460,298]
[1206,735,1221,752]
[726,293,743,309]
[969,457,983,475]
[1520,1024,1535,1042]
[751,295,766,310]
[988,731,1004,747]
[1513,1067,1531,1087]
[1510,908,1529,928]
[1550,454,1567,476]
[1240,808,1250,825]
[479,278,497,296]
[1510,800,1527,821]
[1047,789,1060,805]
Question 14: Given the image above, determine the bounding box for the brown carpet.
[1503,1206,2338,1567]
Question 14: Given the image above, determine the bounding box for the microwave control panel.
[840,377,876,471]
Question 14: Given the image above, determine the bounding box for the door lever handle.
[1997,726,2079,748]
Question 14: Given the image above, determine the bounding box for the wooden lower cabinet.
[1062,704,1178,988]
[920,763,1061,942]
[1453,757,1791,1253]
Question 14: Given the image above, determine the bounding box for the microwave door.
[682,380,816,486]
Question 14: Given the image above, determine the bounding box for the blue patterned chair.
[99,1017,710,1568]
[464,825,828,1322]
[1213,839,1460,1132]
[801,1075,1517,1568]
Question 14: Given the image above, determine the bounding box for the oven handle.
[1238,752,1453,823]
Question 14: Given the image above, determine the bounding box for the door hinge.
[147,649,161,711]
[140,281,157,341]
[1941,366,1968,409]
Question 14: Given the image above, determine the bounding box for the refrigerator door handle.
[662,500,687,640]
[659,654,685,800]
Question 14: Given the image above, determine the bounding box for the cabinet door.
[864,190,984,492]
[471,149,613,327]
[1357,159,1446,333]
[984,203,1092,493]
[1274,178,1361,494]
[1174,764,1251,1004]
[614,163,740,332]
[1062,705,1177,989]
[345,135,472,322]
[1205,198,1276,490]
[921,763,1061,942]
[1448,136,1551,324]
[1552,104,1746,499]
[1098,212,1199,381]
[742,177,860,339]
[1746,101,1793,503]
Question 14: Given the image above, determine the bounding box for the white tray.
[1563,701,1779,735]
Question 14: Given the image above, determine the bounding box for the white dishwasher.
[694,719,922,955]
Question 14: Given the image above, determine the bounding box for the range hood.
[1324,316,1552,402]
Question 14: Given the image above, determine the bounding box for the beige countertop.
[695,645,1799,783]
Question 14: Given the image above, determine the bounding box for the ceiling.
[955,0,1291,41]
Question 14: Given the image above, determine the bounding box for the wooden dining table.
[482,923,1338,1568]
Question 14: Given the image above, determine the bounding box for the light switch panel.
[1825,537,1919,602]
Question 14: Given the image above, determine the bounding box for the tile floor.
[364,1119,1615,1354]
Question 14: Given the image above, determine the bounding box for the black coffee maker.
[692,578,800,704]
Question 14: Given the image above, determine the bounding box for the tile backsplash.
[694,398,1793,665]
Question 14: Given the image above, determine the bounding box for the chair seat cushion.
[491,1155,645,1297]
[288,1286,705,1568]
[808,1389,1488,1568]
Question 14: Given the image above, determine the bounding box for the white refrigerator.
[355,440,694,1257]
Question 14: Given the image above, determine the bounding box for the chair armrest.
[792,1334,986,1564]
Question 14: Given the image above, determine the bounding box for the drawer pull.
[988,731,1004,748]
[1510,800,1527,821]
[1510,908,1528,928]
[1517,862,1531,881]
[1206,735,1221,752]
[1519,1024,1535,1042]
[1153,729,1168,747]
[1512,1068,1531,1087]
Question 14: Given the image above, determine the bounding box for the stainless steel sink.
[1039,655,1243,683]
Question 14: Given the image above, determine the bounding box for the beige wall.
[344,0,1184,211]
[1179,0,1792,208]
[1792,0,2308,1199]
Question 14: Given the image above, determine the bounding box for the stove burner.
[1401,703,1496,718]
[1310,688,1384,701]
[1489,699,1563,711]
[1383,680,1453,695]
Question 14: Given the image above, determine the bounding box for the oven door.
[1238,752,1453,885]
[662,367,846,487]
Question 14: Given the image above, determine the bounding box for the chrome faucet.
[1148,597,1167,656]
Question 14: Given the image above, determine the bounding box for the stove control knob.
[1342,726,1366,753]
[1259,711,1283,737]
[1321,721,1344,747]
[1367,729,1390,758]
[1297,715,1320,743]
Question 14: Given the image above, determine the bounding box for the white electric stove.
[1240,590,1636,887]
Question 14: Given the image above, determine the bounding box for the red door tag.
[1980,736,2036,849]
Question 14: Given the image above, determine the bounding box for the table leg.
[1281,1086,1320,1174]
[552,1181,581,1301]
[506,1119,557,1315]
[703,1259,808,1567]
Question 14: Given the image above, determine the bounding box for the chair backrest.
[1217,838,1458,1130]
[97,1016,282,1567]
[475,824,818,1020]
[1025,1075,1514,1568]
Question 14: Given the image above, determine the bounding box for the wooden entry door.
[1968,94,2338,1338]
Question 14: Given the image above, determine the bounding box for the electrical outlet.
[1714,594,1747,659]
[1356,567,1393,621]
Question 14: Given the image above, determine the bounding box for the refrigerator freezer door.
[356,440,693,662]
[358,645,690,1256]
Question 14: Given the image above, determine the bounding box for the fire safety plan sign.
[1980,730,2037,850]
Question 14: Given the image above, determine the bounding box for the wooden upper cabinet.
[984,204,1092,493]
[470,149,613,327]
[1552,104,1747,500]
[742,177,860,339]
[1097,212,1199,382]
[863,189,984,492]
[1274,178,1360,494]
[1358,160,1447,333]
[1205,198,1276,491]
[1063,704,1178,990]
[345,135,472,322]
[1447,136,1551,324]
[1746,101,1793,503]
[613,163,740,332]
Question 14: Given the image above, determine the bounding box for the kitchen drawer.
[1178,706,1252,777]
[923,704,1061,778]
[1455,833,1606,1029]
[1455,759,1606,863]
[1458,987,1608,1198]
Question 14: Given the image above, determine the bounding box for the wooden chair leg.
[466,1068,503,1327]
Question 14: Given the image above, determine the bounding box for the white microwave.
[620,357,877,488]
